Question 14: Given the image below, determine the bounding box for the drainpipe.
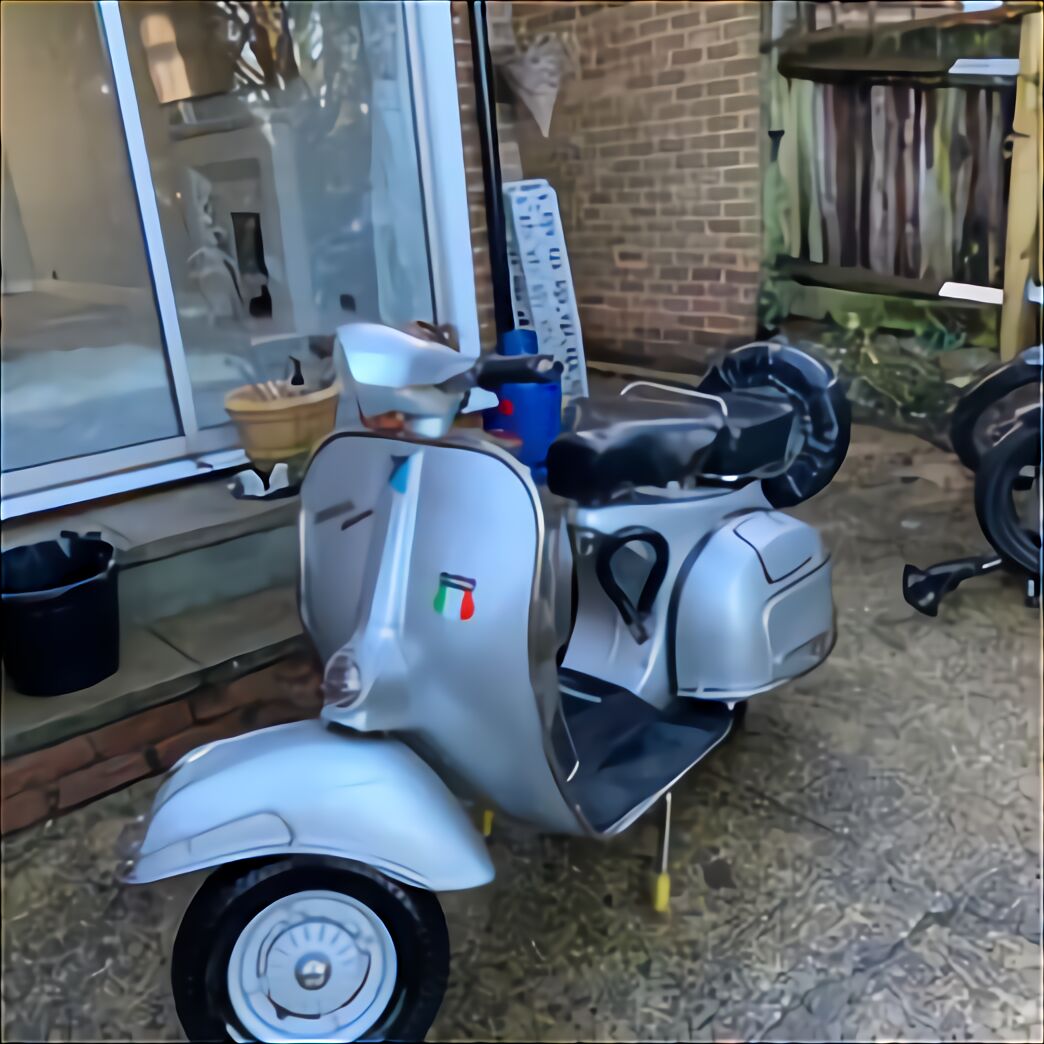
[467,0,515,340]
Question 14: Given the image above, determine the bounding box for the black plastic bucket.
[1,531,119,696]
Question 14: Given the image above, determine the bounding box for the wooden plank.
[869,85,888,273]
[777,59,1019,89]
[779,79,803,258]
[777,278,1000,348]
[899,86,918,277]
[884,87,901,275]
[1000,10,1042,358]
[802,79,824,263]
[951,90,973,282]
[771,1,1029,60]
[775,256,942,297]
[986,90,1004,284]
[821,84,841,265]
[773,1,1032,46]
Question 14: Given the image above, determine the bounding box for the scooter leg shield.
[120,719,494,892]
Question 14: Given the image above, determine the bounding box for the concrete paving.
[2,425,1040,1042]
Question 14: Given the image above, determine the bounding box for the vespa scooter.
[121,323,850,1042]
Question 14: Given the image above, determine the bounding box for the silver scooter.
[120,323,850,1043]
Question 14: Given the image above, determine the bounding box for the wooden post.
[999,9,1042,360]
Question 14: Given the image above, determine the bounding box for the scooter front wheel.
[172,857,449,1043]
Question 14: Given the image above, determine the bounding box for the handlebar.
[470,354,563,390]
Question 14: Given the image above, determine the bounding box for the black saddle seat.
[546,386,795,503]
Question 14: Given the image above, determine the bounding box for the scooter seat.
[546,388,795,503]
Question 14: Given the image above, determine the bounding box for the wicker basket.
[224,381,341,472]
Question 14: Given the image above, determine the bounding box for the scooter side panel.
[123,719,494,891]
[301,431,581,835]
[672,510,834,698]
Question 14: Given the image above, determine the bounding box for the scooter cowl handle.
[595,527,670,645]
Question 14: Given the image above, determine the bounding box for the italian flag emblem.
[433,573,476,620]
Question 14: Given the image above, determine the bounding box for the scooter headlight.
[323,648,362,709]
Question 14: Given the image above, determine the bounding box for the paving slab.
[1,425,1039,1043]
[148,585,302,674]
[1,587,303,758]
[2,474,297,566]
[1,628,199,758]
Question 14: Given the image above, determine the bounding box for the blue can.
[483,329,562,482]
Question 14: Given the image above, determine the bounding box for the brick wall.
[0,655,322,835]
[499,1,764,371]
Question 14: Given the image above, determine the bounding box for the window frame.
[1,0,479,521]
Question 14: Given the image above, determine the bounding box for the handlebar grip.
[472,354,563,390]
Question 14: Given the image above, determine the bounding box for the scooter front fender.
[122,719,494,892]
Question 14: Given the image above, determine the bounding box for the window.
[1,0,477,519]
[0,0,182,471]
[119,0,435,428]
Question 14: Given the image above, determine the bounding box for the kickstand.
[651,791,672,914]
[902,554,1004,616]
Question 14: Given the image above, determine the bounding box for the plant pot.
[224,381,341,473]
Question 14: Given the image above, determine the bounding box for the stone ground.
[2,425,1040,1043]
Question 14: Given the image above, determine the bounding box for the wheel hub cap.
[294,953,332,991]
[226,890,397,1042]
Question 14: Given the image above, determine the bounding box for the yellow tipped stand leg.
[652,871,671,913]
[481,809,495,838]
[651,791,673,913]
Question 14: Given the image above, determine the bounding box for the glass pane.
[0,1,181,472]
[119,0,435,429]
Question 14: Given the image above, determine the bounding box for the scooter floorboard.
[558,669,734,833]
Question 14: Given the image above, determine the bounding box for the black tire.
[950,347,1042,472]
[172,857,449,1043]
[974,407,1041,576]
[698,341,851,508]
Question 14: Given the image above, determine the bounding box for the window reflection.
[121,0,434,428]
[0,1,180,472]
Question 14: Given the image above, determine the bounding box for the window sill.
[0,446,249,523]
[1,465,297,567]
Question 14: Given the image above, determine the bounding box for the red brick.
[723,93,755,113]
[638,15,670,38]
[676,83,707,101]
[708,41,741,60]
[690,99,726,120]
[707,79,741,98]
[671,10,703,30]
[724,17,761,40]
[1,787,52,834]
[248,700,308,731]
[1,736,95,796]
[58,753,149,810]
[706,3,749,22]
[277,679,321,712]
[190,665,283,722]
[152,713,245,770]
[724,58,760,77]
[670,47,705,66]
[655,69,685,86]
[89,701,193,758]
[724,200,758,218]
[657,103,692,121]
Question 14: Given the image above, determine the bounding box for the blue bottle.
[482,329,562,483]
